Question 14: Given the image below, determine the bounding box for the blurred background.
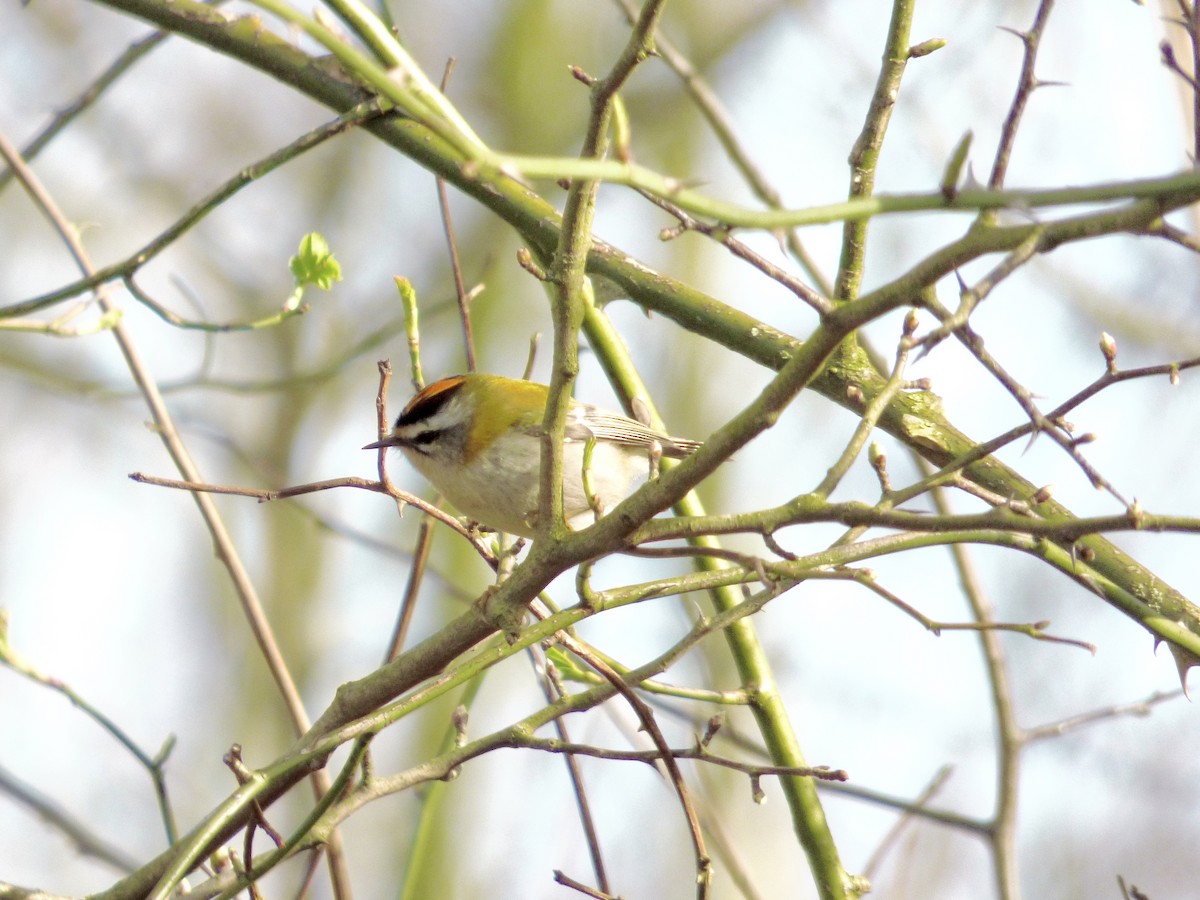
[2,0,1199,897]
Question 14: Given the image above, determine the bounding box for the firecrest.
[363,373,701,538]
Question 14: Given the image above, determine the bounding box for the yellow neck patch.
[461,376,547,463]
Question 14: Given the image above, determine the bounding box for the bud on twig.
[701,714,723,747]
[1031,484,1054,505]
[904,308,920,337]
[909,37,948,59]
[516,247,548,281]
[868,441,891,492]
[1099,331,1118,375]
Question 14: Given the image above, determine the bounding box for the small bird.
[364,373,701,537]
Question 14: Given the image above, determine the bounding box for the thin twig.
[553,630,713,894]
[929,476,1022,898]
[384,516,437,662]
[1023,689,1184,742]
[1,101,383,322]
[834,0,917,301]
[644,191,831,314]
[0,762,140,874]
[920,287,1129,505]
[435,57,476,371]
[542,656,611,895]
[989,0,1058,190]
[610,0,833,295]
[553,869,619,900]
[0,623,179,846]
[862,766,952,880]
[0,29,168,194]
[0,126,356,897]
[127,471,496,560]
[815,311,918,498]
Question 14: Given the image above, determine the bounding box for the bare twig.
[835,0,917,301]
[1024,689,1184,742]
[929,477,1022,899]
[989,0,1058,190]
[0,29,168,195]
[0,762,139,874]
[1,101,383,323]
[542,657,611,895]
[384,516,437,663]
[0,125,357,898]
[435,57,477,371]
[862,766,952,880]
[553,630,713,895]
[610,0,833,296]
[554,869,619,900]
[646,191,831,313]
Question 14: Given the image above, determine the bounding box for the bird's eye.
[411,430,440,446]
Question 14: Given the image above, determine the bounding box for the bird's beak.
[363,435,399,450]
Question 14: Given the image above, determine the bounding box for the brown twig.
[1,102,384,323]
[553,631,713,895]
[862,766,952,880]
[553,869,619,900]
[928,476,1022,897]
[645,191,831,314]
[919,286,1129,506]
[514,734,848,783]
[609,0,833,296]
[542,656,611,895]
[383,516,437,663]
[127,471,496,561]
[435,57,477,372]
[0,126,354,898]
[1023,689,1184,742]
[0,762,139,874]
[989,0,1058,190]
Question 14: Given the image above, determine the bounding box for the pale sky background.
[2,1,1200,898]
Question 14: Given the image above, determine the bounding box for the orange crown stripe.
[403,375,468,415]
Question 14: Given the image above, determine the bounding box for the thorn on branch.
[997,25,1034,48]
